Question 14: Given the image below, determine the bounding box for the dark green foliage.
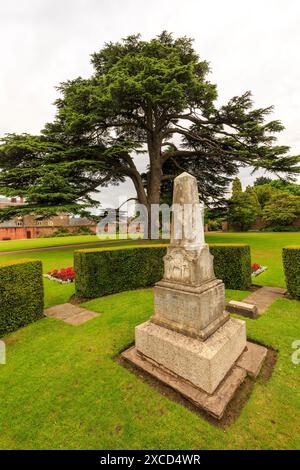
[254,183,276,209]
[232,177,243,196]
[226,178,300,231]
[40,226,94,238]
[262,192,300,227]
[282,246,300,298]
[228,178,261,231]
[74,246,166,298]
[261,226,300,232]
[204,206,227,232]
[268,180,300,196]
[209,244,252,290]
[0,259,44,336]
[0,134,106,221]
[0,32,299,225]
[73,226,95,236]
[254,176,273,186]
[74,244,251,298]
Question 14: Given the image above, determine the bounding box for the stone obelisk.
[123,172,267,418]
[151,172,229,341]
[135,172,246,394]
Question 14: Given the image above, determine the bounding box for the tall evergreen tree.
[228,178,260,230]
[254,176,272,186]
[231,177,243,197]
[0,32,299,235]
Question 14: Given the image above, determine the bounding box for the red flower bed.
[251,263,261,272]
[48,266,75,282]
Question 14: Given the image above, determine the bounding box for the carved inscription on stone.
[164,248,196,284]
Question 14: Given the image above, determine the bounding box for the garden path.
[243,286,287,315]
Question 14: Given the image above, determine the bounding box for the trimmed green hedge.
[283,246,300,299]
[209,244,251,291]
[0,259,44,336]
[75,245,166,298]
[74,243,251,298]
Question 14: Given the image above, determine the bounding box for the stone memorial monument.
[122,172,267,419]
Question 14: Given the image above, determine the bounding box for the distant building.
[0,198,96,240]
[0,197,25,209]
[0,198,153,240]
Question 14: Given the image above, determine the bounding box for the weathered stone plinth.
[151,244,229,340]
[152,279,228,340]
[122,172,267,419]
[136,318,246,395]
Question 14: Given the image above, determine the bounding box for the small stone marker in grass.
[44,303,99,325]
[244,286,287,315]
[252,265,268,277]
[122,172,269,420]
[226,300,259,319]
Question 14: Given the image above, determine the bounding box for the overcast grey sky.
[0,0,299,207]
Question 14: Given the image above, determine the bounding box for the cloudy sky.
[0,0,299,208]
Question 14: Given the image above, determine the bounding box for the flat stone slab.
[64,310,98,325]
[44,303,99,325]
[226,300,258,319]
[121,340,267,420]
[237,341,268,378]
[243,286,287,315]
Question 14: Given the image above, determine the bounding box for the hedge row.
[0,259,44,336]
[74,244,251,298]
[74,246,166,298]
[283,246,300,299]
[210,244,251,291]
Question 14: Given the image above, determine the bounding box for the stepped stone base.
[236,341,268,377]
[121,340,267,420]
[135,318,246,395]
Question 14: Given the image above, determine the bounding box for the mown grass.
[0,288,299,449]
[206,232,300,288]
[0,240,167,308]
[0,234,145,252]
[0,235,100,252]
[0,232,298,306]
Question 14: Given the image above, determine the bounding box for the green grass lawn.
[0,232,299,307]
[0,288,299,450]
[0,234,145,252]
[0,244,98,307]
[0,234,100,252]
[206,232,300,288]
[0,240,167,308]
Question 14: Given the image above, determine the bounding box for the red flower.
[251,263,261,272]
[48,266,75,282]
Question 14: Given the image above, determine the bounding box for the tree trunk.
[146,133,163,239]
